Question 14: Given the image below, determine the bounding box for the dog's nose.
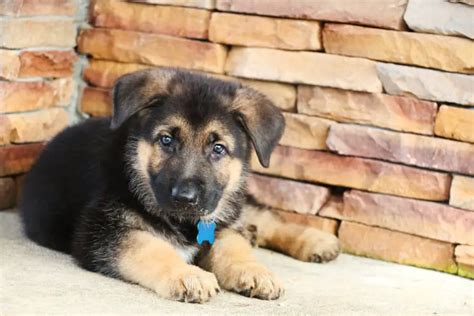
[171,180,199,205]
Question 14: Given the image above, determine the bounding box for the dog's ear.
[232,87,285,168]
[110,68,177,129]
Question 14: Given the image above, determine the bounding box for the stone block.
[247,173,330,215]
[225,47,382,93]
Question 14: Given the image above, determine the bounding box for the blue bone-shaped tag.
[197,220,216,245]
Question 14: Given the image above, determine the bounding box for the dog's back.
[20,118,113,252]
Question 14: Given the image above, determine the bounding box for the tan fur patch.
[198,228,283,300]
[121,210,152,232]
[153,115,192,142]
[231,87,262,113]
[202,120,236,152]
[216,91,234,108]
[134,138,165,175]
[118,230,219,303]
[240,205,340,263]
[126,139,158,211]
[216,158,243,190]
[202,158,244,223]
[135,68,177,101]
[135,140,153,174]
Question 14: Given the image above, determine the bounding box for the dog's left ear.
[110,68,177,129]
[232,87,285,168]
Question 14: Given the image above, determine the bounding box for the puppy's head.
[113,68,284,223]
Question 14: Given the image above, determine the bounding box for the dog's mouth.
[164,205,214,222]
[170,193,220,220]
[199,212,217,223]
[180,207,212,217]
[151,185,221,221]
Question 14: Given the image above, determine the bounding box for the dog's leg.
[241,204,340,263]
[118,230,220,303]
[198,228,284,300]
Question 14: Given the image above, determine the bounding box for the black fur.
[20,68,284,279]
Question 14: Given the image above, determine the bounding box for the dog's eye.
[159,135,173,147]
[212,144,226,156]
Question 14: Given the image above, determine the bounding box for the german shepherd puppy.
[20,68,340,303]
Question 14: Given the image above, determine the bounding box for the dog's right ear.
[110,68,177,129]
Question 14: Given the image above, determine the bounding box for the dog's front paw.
[219,262,284,300]
[293,228,340,263]
[155,265,220,303]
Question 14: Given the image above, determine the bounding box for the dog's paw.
[155,265,220,303]
[219,262,284,300]
[293,228,340,263]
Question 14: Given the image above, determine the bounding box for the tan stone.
[0,143,44,176]
[276,210,339,235]
[238,79,296,112]
[455,245,474,278]
[0,49,20,80]
[0,115,11,146]
[342,190,474,245]
[323,24,474,74]
[339,221,457,273]
[297,86,437,135]
[19,50,77,78]
[377,63,474,106]
[0,19,76,49]
[0,178,16,210]
[435,106,474,143]
[455,245,474,266]
[83,60,151,88]
[327,124,474,175]
[225,47,382,93]
[209,13,321,50]
[251,146,451,201]
[84,60,296,111]
[1,49,76,80]
[0,79,73,113]
[280,113,333,150]
[7,108,69,143]
[78,28,227,74]
[450,176,474,211]
[90,0,210,39]
[318,195,344,219]
[129,0,215,9]
[216,0,407,30]
[206,73,297,112]
[51,79,73,106]
[247,173,330,215]
[80,87,111,117]
[0,0,76,16]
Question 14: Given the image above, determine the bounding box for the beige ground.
[1,210,473,315]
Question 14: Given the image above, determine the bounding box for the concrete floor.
[1,211,473,315]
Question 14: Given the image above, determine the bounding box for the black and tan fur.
[20,68,339,303]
